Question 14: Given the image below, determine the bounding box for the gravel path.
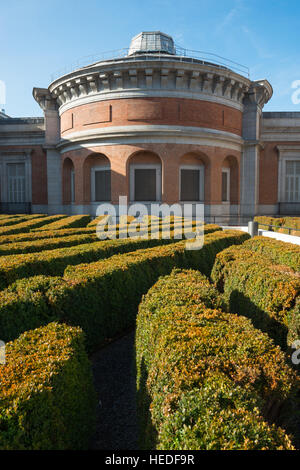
[90,331,138,450]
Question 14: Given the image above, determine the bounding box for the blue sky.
[1,0,300,117]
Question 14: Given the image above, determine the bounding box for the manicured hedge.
[0,224,222,286]
[255,216,300,235]
[0,232,100,256]
[87,215,136,227]
[0,215,66,236]
[34,215,91,231]
[87,215,110,227]
[0,237,173,287]
[0,223,220,257]
[244,236,300,272]
[0,215,34,227]
[0,217,208,246]
[0,226,96,245]
[136,269,298,450]
[211,245,300,348]
[0,230,249,350]
[0,322,96,450]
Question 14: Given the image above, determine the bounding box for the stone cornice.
[47,59,251,114]
[0,132,45,146]
[244,79,273,109]
[261,129,300,142]
[0,149,33,155]
[56,124,243,153]
[33,88,58,111]
[276,145,300,152]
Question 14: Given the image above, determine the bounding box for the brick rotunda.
[2,31,300,221]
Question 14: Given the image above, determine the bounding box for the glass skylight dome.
[128,31,176,56]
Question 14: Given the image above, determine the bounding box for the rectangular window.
[130,164,161,202]
[285,161,300,202]
[180,166,204,202]
[7,163,26,203]
[134,168,156,201]
[222,169,230,202]
[94,169,111,201]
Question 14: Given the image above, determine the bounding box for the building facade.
[1,31,300,222]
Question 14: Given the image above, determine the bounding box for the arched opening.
[128,151,162,202]
[179,153,207,202]
[62,157,75,204]
[222,155,239,204]
[83,153,111,203]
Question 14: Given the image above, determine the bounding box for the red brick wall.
[62,143,240,205]
[31,147,47,204]
[60,97,242,137]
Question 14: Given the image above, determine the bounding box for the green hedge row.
[0,217,206,246]
[0,232,101,256]
[244,236,300,272]
[0,230,249,350]
[0,223,220,257]
[254,216,300,235]
[136,269,298,450]
[0,322,96,450]
[0,225,215,287]
[33,215,91,231]
[211,244,300,349]
[0,215,36,227]
[0,215,67,236]
[0,226,95,245]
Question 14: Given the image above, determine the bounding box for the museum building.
[0,31,300,222]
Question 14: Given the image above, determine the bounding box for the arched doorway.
[62,157,75,204]
[221,155,239,204]
[179,152,207,202]
[83,153,111,203]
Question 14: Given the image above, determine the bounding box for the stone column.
[33,88,62,214]
[240,81,272,220]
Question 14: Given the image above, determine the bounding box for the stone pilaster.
[33,88,62,212]
[240,80,272,219]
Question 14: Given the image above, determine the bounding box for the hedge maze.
[0,214,299,450]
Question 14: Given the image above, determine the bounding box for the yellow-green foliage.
[0,218,214,245]
[0,224,216,287]
[87,215,136,227]
[35,215,91,231]
[0,232,99,256]
[0,215,67,236]
[0,223,220,258]
[0,215,35,227]
[255,216,300,235]
[0,226,96,245]
[211,244,300,348]
[87,215,110,227]
[136,269,298,450]
[244,236,300,272]
[0,230,248,350]
[0,322,96,450]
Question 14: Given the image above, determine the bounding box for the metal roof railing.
[50,45,250,82]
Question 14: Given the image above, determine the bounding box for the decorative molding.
[245,80,273,109]
[33,88,58,111]
[57,124,243,154]
[47,60,251,114]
